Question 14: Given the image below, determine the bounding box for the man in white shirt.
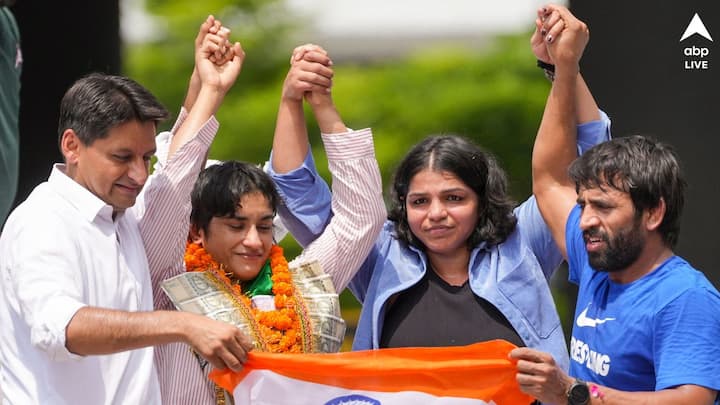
[0,16,252,404]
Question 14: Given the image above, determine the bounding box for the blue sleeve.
[515,111,611,280]
[576,110,612,155]
[514,195,563,280]
[347,223,394,304]
[565,205,586,285]
[654,287,720,392]
[267,148,332,248]
[347,250,376,304]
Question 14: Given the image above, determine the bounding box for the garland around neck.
[184,242,307,353]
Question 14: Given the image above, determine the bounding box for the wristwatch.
[567,378,590,405]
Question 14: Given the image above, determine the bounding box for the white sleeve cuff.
[31,300,87,361]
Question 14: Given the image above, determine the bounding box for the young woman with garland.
[151,43,385,405]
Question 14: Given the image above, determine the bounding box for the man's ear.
[60,129,81,164]
[189,224,204,245]
[645,198,667,232]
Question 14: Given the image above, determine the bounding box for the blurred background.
[8,0,719,350]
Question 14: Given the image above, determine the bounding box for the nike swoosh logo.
[576,307,615,328]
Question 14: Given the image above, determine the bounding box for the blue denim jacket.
[268,113,611,372]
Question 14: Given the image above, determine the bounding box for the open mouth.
[583,232,606,252]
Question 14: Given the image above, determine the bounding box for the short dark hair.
[190,161,281,233]
[57,73,168,147]
[388,135,517,249]
[569,135,686,247]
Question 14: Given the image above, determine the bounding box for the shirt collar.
[48,164,116,224]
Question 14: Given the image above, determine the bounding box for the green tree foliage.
[125,0,299,133]
[127,23,549,203]
[205,34,550,206]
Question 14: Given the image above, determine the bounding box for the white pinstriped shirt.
[149,126,385,405]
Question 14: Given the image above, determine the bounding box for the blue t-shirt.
[566,205,720,395]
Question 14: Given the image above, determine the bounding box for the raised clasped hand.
[538,5,589,69]
[195,15,245,94]
[282,43,334,105]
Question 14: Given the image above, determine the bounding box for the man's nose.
[579,208,600,230]
[128,158,149,186]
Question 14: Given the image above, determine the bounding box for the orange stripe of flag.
[211,339,531,404]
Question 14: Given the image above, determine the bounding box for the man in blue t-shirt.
[510,5,720,405]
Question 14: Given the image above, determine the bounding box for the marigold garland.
[184,241,304,353]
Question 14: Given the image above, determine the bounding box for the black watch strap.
[536,59,555,82]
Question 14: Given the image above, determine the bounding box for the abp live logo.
[681,13,713,70]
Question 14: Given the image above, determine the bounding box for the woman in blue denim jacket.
[268,40,610,373]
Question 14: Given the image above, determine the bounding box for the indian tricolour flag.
[210,340,532,404]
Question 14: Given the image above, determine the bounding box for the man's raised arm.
[531,5,591,259]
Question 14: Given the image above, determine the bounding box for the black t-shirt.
[380,267,525,348]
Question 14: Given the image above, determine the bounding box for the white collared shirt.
[0,165,160,404]
[0,114,218,405]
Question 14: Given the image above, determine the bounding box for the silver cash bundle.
[161,260,346,353]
